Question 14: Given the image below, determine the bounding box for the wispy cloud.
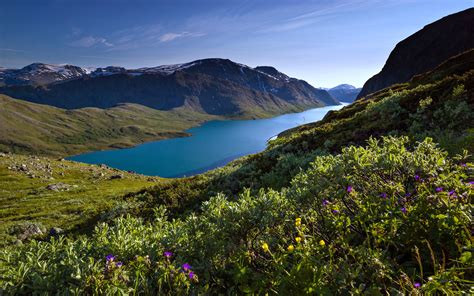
[69,36,113,48]
[159,32,206,42]
[0,48,28,53]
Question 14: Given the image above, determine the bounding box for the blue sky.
[1,0,472,87]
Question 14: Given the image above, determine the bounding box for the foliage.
[1,137,472,294]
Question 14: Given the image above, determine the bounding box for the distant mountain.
[327,84,361,102]
[0,59,338,116]
[0,63,88,86]
[357,7,474,99]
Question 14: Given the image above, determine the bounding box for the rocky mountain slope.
[357,7,474,99]
[0,59,338,115]
[327,84,361,102]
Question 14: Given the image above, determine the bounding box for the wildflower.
[460,163,467,167]
[428,277,433,281]
[448,190,456,197]
[295,237,302,243]
[332,209,339,214]
[405,192,411,197]
[436,187,443,192]
[182,263,191,271]
[469,181,474,185]
[189,271,195,279]
[106,254,115,262]
[261,243,269,252]
[400,207,407,214]
[414,282,421,288]
[287,245,295,252]
[414,175,420,181]
[164,251,173,258]
[380,193,387,199]
[319,240,326,247]
[347,185,353,193]
[295,217,302,226]
[322,200,330,206]
[116,262,123,268]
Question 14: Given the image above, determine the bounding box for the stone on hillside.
[13,223,44,241]
[109,174,123,180]
[46,182,71,191]
[49,227,64,236]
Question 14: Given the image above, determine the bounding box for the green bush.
[1,137,472,294]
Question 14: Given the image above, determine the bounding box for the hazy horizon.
[1,0,472,88]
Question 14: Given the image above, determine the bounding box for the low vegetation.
[0,153,160,246]
[1,137,472,294]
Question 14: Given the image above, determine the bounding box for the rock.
[99,164,109,169]
[0,152,6,157]
[109,174,123,180]
[19,164,28,172]
[49,227,63,236]
[15,223,44,241]
[46,182,71,191]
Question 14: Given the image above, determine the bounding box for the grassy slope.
[0,93,322,157]
[0,153,162,246]
[0,95,219,157]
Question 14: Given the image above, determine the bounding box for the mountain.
[357,7,474,99]
[0,59,338,116]
[0,63,88,86]
[327,84,361,102]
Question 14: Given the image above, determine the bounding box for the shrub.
[1,137,472,294]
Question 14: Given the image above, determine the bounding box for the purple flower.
[414,175,420,181]
[347,185,353,193]
[414,282,421,288]
[189,271,195,279]
[436,187,443,192]
[400,207,407,214]
[469,181,474,185]
[116,262,123,268]
[164,251,173,258]
[322,199,330,206]
[448,190,456,196]
[106,254,115,261]
[182,263,191,271]
[460,163,467,167]
[332,209,339,214]
[380,193,388,199]
[405,192,411,197]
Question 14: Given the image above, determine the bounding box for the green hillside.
[0,153,161,246]
[1,50,473,294]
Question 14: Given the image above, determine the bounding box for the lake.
[68,104,346,177]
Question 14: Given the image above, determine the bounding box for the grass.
[0,153,162,246]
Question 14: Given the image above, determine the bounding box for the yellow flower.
[295,217,302,227]
[295,237,302,243]
[319,240,326,247]
[261,242,269,252]
[287,245,295,252]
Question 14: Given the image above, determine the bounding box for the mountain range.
[326,84,361,102]
[0,59,338,116]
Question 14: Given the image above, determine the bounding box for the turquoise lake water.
[68,104,345,177]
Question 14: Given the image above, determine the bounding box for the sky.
[1,0,473,87]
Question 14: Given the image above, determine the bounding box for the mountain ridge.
[0,58,339,116]
[357,7,474,99]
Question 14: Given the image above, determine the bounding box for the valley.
[0,4,473,295]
